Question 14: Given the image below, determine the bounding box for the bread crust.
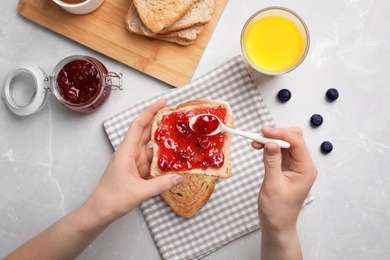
[150,99,234,178]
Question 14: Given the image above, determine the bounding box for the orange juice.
[241,8,309,75]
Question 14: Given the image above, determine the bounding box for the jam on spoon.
[190,114,220,135]
[189,114,291,148]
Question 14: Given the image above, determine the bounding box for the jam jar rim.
[51,55,108,110]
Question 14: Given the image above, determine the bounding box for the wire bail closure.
[106,72,123,90]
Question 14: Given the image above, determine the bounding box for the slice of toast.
[125,3,196,45]
[133,0,199,33]
[150,99,234,178]
[138,16,204,41]
[160,23,204,41]
[138,0,215,35]
[159,0,215,33]
[125,3,144,35]
[160,173,218,218]
[152,34,195,45]
[151,100,233,218]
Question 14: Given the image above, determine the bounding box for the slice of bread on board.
[125,3,144,35]
[160,23,204,41]
[150,100,233,218]
[153,0,215,34]
[126,3,196,45]
[133,0,199,33]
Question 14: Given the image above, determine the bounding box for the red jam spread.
[154,105,227,172]
[56,58,110,112]
[191,114,220,135]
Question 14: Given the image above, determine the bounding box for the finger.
[261,127,312,161]
[139,99,167,147]
[138,163,151,179]
[139,114,158,146]
[146,147,153,163]
[137,152,150,179]
[261,127,302,144]
[262,142,284,185]
[137,149,154,178]
[251,141,264,150]
[127,98,166,144]
[119,98,166,153]
[142,174,184,198]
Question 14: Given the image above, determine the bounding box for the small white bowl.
[52,0,104,15]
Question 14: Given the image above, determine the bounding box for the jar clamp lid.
[2,65,49,116]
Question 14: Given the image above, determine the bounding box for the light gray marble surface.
[1,0,390,259]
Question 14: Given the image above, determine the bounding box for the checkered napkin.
[103,55,312,260]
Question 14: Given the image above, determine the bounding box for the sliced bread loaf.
[125,3,196,45]
[137,0,214,36]
[159,0,215,33]
[133,0,199,33]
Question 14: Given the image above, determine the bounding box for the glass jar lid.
[2,65,49,116]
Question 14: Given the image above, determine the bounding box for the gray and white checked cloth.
[103,55,312,259]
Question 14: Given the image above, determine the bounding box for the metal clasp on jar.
[105,72,123,90]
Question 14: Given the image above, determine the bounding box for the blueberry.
[326,88,339,101]
[310,114,323,127]
[321,141,333,154]
[278,89,291,102]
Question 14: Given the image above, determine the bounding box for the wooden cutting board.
[18,0,227,87]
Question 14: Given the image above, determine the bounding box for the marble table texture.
[1,0,390,259]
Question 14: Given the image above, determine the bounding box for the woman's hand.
[84,98,184,224]
[252,127,317,260]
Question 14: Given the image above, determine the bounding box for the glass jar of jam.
[2,55,122,116]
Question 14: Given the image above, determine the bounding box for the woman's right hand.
[252,127,317,260]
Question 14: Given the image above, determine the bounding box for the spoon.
[189,114,290,149]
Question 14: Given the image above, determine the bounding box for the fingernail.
[262,126,275,132]
[265,143,279,156]
[172,174,184,186]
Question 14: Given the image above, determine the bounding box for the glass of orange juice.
[241,7,310,75]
